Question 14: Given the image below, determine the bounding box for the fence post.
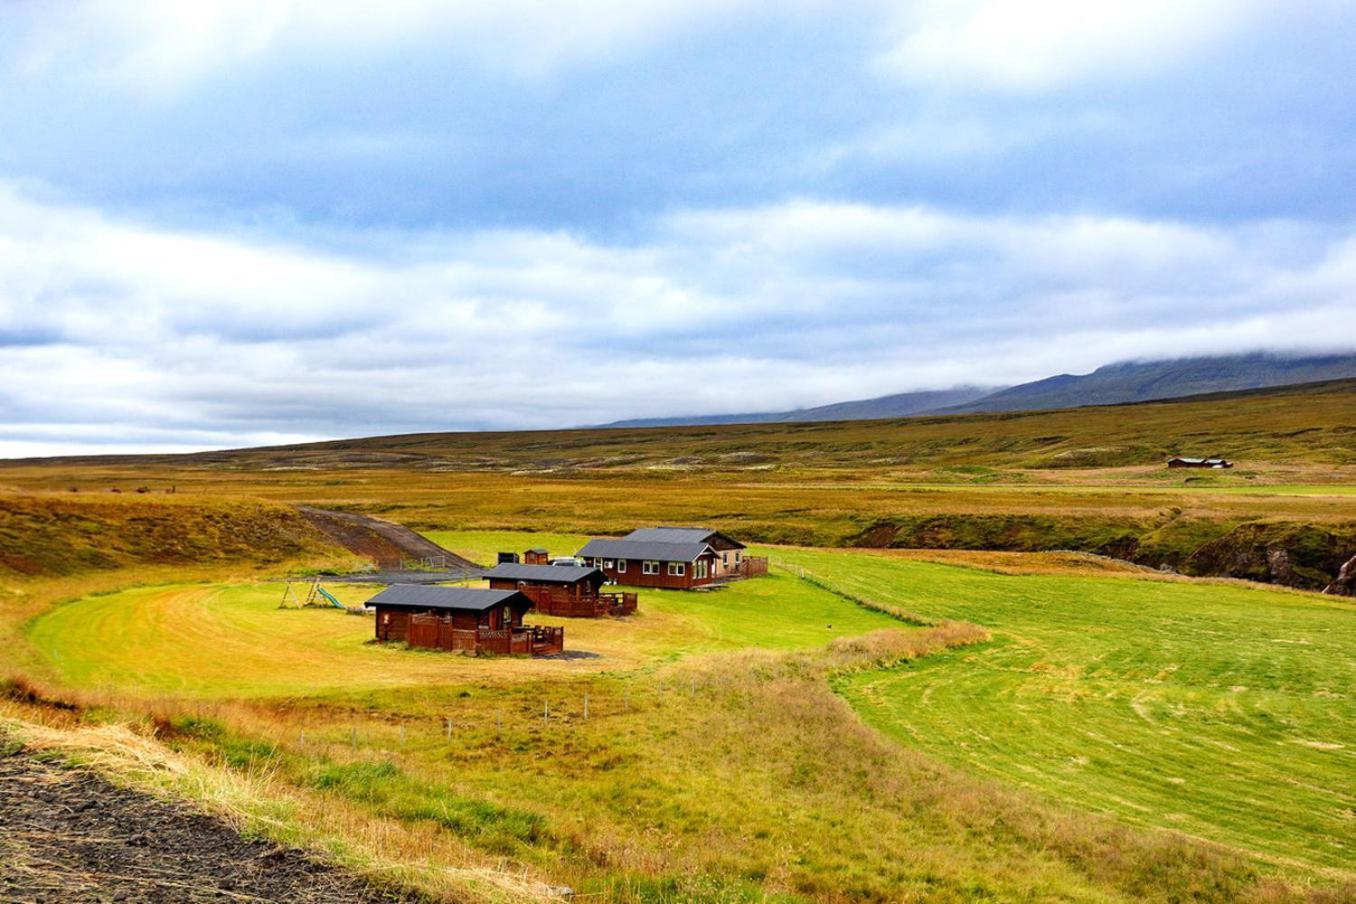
[445,717,452,741]
[583,692,589,721]
[544,700,550,723]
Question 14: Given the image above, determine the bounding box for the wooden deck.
[406,615,564,655]
[520,586,638,618]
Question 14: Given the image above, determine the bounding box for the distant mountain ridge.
[942,352,1356,414]
[603,387,997,428]
[601,352,1356,427]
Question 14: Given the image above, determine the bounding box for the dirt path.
[0,744,414,903]
[297,506,480,571]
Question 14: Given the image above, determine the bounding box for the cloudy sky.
[3,1,1355,456]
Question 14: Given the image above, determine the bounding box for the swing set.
[279,577,358,612]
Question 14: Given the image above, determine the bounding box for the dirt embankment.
[296,506,480,570]
[849,514,1356,592]
[0,742,412,903]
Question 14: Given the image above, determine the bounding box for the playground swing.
[279,577,350,611]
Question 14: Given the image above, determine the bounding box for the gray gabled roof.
[624,526,746,549]
[577,537,713,563]
[483,563,603,585]
[367,585,526,612]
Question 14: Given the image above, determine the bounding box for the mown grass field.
[1,380,1354,900]
[25,560,899,698]
[14,528,1354,897]
[770,547,1356,876]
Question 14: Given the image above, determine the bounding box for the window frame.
[668,561,686,577]
[642,560,659,575]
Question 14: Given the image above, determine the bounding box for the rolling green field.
[770,547,1356,875]
[4,548,1354,898]
[25,561,899,698]
[20,529,1355,892]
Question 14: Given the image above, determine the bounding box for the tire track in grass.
[779,547,1356,879]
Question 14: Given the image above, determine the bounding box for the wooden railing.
[407,614,563,655]
[524,585,637,617]
[598,591,638,616]
[526,625,565,654]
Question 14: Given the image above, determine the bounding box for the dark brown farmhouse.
[484,561,637,617]
[576,527,767,590]
[1167,457,1234,469]
[369,585,563,655]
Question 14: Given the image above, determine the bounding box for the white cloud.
[0,183,1352,456]
[10,0,779,92]
[877,0,1266,91]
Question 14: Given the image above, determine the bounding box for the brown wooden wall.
[591,554,719,589]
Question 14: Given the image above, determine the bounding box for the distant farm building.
[577,527,767,590]
[1167,457,1234,469]
[484,560,637,617]
[369,585,563,655]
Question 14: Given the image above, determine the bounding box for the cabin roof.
[367,585,527,612]
[483,563,604,585]
[577,537,714,563]
[623,526,745,548]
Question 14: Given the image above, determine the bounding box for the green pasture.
[24,545,898,698]
[21,530,1356,883]
[771,547,1356,875]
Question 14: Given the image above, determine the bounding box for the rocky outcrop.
[849,514,1356,591]
[1323,554,1356,595]
[1186,523,1355,590]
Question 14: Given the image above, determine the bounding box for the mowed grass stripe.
[25,553,900,698]
[771,548,1356,875]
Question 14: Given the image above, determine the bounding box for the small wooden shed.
[369,585,563,655]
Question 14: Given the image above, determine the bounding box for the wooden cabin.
[369,585,563,655]
[1167,457,1234,469]
[484,560,637,617]
[576,527,767,590]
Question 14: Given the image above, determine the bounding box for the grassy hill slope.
[5,377,1353,474]
[2,380,1353,588]
[0,492,356,578]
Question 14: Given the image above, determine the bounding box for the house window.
[735,551,742,564]
[668,562,685,576]
[617,560,627,573]
[604,560,614,569]
[722,552,728,565]
[695,559,708,579]
[643,561,659,575]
